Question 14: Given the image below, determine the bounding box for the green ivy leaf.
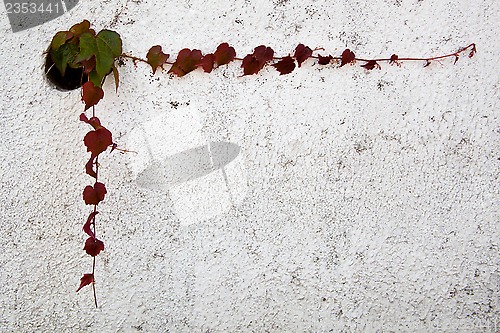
[75,32,97,63]
[75,30,122,82]
[88,69,105,87]
[50,31,73,52]
[95,30,122,77]
[51,42,79,76]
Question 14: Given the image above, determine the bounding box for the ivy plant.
[46,19,476,307]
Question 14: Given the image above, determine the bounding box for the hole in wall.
[44,51,87,91]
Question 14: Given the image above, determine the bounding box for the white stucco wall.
[0,0,498,332]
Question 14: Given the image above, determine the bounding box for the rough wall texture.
[0,0,498,332]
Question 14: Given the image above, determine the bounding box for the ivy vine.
[46,19,476,307]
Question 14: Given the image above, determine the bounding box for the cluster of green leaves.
[49,20,122,89]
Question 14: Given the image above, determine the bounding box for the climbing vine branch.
[118,42,476,75]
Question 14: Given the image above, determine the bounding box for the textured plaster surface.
[0,0,498,332]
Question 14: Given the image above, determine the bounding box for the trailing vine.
[46,19,476,307]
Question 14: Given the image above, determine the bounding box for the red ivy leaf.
[272,56,296,75]
[87,117,102,129]
[83,182,107,205]
[81,56,96,75]
[241,45,274,76]
[146,45,169,74]
[84,237,104,256]
[340,49,356,67]
[76,273,94,292]
[80,113,89,123]
[82,81,104,110]
[389,54,399,64]
[199,53,215,73]
[361,60,380,70]
[241,56,261,76]
[84,127,113,156]
[254,45,274,63]
[214,43,236,66]
[168,49,203,77]
[85,155,97,178]
[80,114,102,130]
[294,44,312,67]
[83,211,98,239]
[318,54,333,65]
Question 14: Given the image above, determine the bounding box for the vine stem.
[119,43,476,69]
[120,53,174,65]
[92,256,97,308]
[92,105,99,308]
[349,43,476,62]
[91,198,98,308]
